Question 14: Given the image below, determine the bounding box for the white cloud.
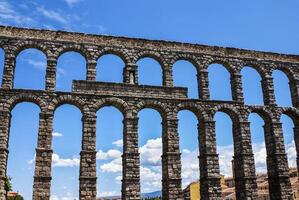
[26,59,46,70]
[96,149,122,160]
[139,138,163,192]
[99,191,119,197]
[50,195,59,200]
[52,153,80,167]
[27,154,36,165]
[52,132,63,137]
[100,157,122,173]
[112,139,123,148]
[140,166,162,192]
[97,149,122,173]
[51,193,78,200]
[37,7,67,24]
[140,138,162,166]
[181,149,199,188]
[64,0,82,7]
[0,1,33,25]
[217,144,234,177]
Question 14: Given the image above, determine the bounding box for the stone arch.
[272,65,296,107]
[134,51,165,67]
[93,97,130,118]
[5,96,41,199]
[176,105,200,189]
[172,59,200,98]
[211,104,241,122]
[96,52,126,83]
[207,59,235,74]
[207,61,233,100]
[50,98,83,200]
[212,106,236,178]
[6,94,46,113]
[247,107,273,123]
[14,42,49,59]
[55,48,87,91]
[14,47,47,90]
[95,102,125,197]
[96,48,130,65]
[55,45,88,62]
[171,54,199,70]
[48,95,86,114]
[280,108,299,124]
[175,102,206,122]
[134,100,168,119]
[240,65,264,105]
[241,61,266,77]
[135,52,164,86]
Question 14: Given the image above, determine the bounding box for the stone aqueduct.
[0,26,299,200]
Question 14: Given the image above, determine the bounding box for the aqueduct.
[0,26,299,200]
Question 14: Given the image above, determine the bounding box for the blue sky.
[1,0,299,199]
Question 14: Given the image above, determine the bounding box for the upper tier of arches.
[0,43,298,107]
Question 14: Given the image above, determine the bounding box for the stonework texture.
[0,25,298,200]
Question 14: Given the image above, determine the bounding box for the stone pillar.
[294,124,299,179]
[32,112,54,200]
[264,121,293,199]
[163,64,173,87]
[45,57,57,92]
[161,117,182,200]
[231,72,244,103]
[122,116,141,200]
[1,49,16,89]
[86,59,97,81]
[0,111,11,200]
[80,112,97,200]
[261,74,276,105]
[198,69,210,100]
[233,121,258,199]
[289,78,299,108]
[198,120,221,200]
[123,63,138,85]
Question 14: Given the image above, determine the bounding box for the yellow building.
[182,176,225,200]
[182,181,200,200]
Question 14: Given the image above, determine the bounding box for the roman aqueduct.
[0,26,299,200]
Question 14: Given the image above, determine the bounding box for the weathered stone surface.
[0,25,298,200]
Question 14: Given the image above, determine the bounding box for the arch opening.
[96,54,125,83]
[248,112,271,195]
[178,110,199,188]
[138,108,162,195]
[214,112,234,178]
[208,64,232,101]
[0,48,4,86]
[273,70,292,107]
[241,66,264,105]
[248,113,267,174]
[280,114,296,169]
[137,58,162,86]
[173,60,199,99]
[56,52,86,92]
[96,106,124,198]
[51,104,82,200]
[14,48,47,90]
[7,102,40,200]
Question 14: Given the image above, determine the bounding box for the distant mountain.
[98,191,162,200]
[141,191,162,198]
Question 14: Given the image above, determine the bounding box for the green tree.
[8,195,24,200]
[4,176,12,192]
[4,176,24,200]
